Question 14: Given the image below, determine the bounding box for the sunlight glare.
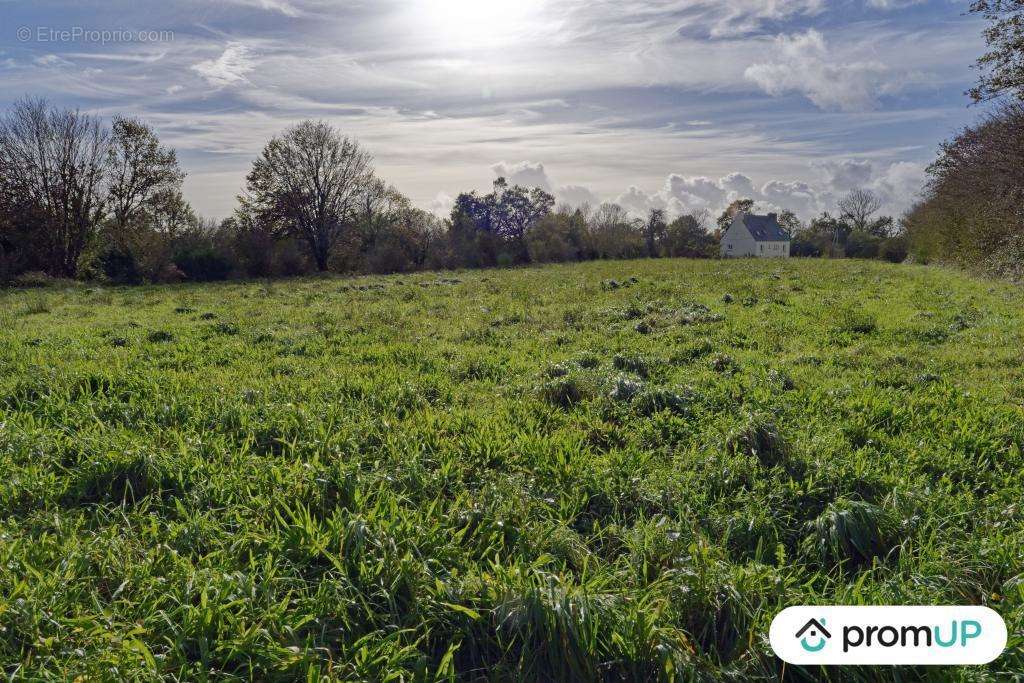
[419,0,545,50]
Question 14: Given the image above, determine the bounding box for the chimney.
[768,212,778,222]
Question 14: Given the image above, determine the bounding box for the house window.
[760,244,764,253]
[728,244,733,250]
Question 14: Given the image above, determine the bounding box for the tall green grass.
[0,259,1022,680]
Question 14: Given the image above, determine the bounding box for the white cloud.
[745,30,903,111]
[192,43,256,88]
[491,161,553,191]
[427,191,455,217]
[814,159,875,191]
[556,184,600,207]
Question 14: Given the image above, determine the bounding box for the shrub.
[13,271,54,288]
[93,245,142,285]
[173,247,233,281]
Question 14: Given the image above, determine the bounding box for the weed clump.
[802,499,897,568]
[538,372,600,409]
[613,353,656,378]
[147,330,174,343]
[726,413,786,467]
[671,339,714,364]
[837,309,877,335]
[678,302,725,325]
[767,369,795,391]
[634,386,694,416]
[609,375,644,402]
[710,353,738,374]
[573,351,602,369]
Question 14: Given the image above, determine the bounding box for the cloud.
[427,191,455,217]
[489,161,600,207]
[556,184,600,207]
[192,43,256,88]
[814,159,875,192]
[745,30,903,111]
[514,157,924,223]
[491,161,553,191]
[33,54,72,67]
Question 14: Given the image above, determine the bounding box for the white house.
[720,212,791,258]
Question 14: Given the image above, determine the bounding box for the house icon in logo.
[796,618,831,652]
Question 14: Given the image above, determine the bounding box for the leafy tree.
[644,208,667,257]
[242,120,374,271]
[585,204,645,259]
[663,212,716,257]
[806,212,852,257]
[777,210,802,235]
[969,0,1024,102]
[526,209,588,263]
[906,101,1024,273]
[717,198,755,232]
[452,177,554,263]
[107,117,184,233]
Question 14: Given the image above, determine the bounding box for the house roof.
[740,213,790,242]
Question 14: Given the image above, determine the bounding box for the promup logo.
[795,618,831,653]
[770,606,1007,665]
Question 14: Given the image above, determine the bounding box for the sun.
[417,0,545,50]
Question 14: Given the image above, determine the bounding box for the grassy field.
[1,259,1022,680]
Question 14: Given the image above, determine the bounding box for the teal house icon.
[796,618,831,652]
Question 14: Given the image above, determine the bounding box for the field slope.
[1,259,1022,680]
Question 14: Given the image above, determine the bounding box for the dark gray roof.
[742,213,790,242]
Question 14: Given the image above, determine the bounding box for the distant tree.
[838,190,883,232]
[777,210,802,235]
[106,117,184,233]
[663,211,716,258]
[969,0,1024,102]
[585,203,645,259]
[0,97,109,277]
[452,177,554,263]
[242,120,374,271]
[717,198,755,232]
[806,212,852,257]
[148,188,199,238]
[526,209,588,263]
[644,208,667,257]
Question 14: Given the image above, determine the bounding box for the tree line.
[900,1,1024,278]
[0,98,906,286]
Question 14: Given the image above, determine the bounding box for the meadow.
[0,258,1022,681]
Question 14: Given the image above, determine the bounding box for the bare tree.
[838,189,883,233]
[0,97,109,276]
[242,120,374,271]
[107,116,184,233]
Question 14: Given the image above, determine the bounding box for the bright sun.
[418,0,544,50]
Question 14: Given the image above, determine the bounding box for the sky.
[0,0,989,222]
